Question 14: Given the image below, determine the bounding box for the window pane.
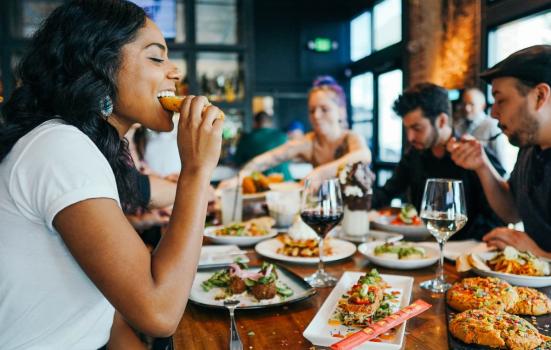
[352,122,373,150]
[377,69,403,162]
[351,72,374,121]
[221,108,244,163]
[351,72,374,148]
[196,52,244,102]
[130,0,179,40]
[196,0,238,45]
[175,0,186,43]
[373,0,402,51]
[377,169,394,187]
[350,12,371,61]
[10,0,63,38]
[488,9,551,67]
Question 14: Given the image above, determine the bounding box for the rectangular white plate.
[303,272,413,350]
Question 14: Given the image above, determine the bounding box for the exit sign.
[307,37,338,52]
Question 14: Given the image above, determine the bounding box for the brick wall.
[407,0,481,89]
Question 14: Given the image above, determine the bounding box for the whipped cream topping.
[287,216,318,241]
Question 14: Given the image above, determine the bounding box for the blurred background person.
[285,119,305,141]
[218,76,371,188]
[233,111,292,180]
[454,87,513,175]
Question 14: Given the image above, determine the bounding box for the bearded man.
[372,82,505,241]
[449,45,551,256]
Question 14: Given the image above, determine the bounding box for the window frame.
[346,0,407,182]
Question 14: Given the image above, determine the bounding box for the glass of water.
[419,179,467,293]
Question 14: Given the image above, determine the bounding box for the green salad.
[373,242,426,260]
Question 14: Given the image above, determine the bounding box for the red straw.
[331,299,432,350]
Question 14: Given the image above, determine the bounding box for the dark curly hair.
[0,0,147,213]
[392,82,451,125]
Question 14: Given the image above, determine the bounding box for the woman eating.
[0,0,222,348]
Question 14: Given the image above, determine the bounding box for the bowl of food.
[358,241,439,269]
[459,246,551,287]
[370,205,430,240]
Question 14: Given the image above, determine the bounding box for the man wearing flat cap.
[449,45,551,258]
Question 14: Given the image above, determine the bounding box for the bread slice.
[468,253,492,271]
[456,254,472,272]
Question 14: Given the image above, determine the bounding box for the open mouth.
[157,91,183,112]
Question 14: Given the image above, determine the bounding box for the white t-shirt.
[0,119,120,349]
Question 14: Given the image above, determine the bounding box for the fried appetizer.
[449,308,548,350]
[276,234,332,257]
[507,287,551,316]
[446,277,518,312]
[335,269,390,326]
[158,92,225,119]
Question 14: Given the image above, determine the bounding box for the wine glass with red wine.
[300,178,343,287]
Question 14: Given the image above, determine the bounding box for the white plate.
[204,226,278,246]
[255,238,356,264]
[268,182,302,192]
[198,245,249,269]
[420,240,491,261]
[242,192,267,200]
[358,242,439,270]
[303,272,413,350]
[471,252,551,288]
[214,189,267,200]
[189,265,316,309]
[370,211,431,240]
[335,227,404,244]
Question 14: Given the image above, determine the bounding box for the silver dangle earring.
[99,95,113,120]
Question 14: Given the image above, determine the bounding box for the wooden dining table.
[172,241,465,350]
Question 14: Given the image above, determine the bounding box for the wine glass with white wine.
[419,178,467,293]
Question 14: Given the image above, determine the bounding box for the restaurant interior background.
[0,0,550,184]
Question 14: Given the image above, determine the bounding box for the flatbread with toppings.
[449,308,549,350]
[506,287,551,316]
[446,277,518,312]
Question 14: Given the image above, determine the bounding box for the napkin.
[199,245,249,267]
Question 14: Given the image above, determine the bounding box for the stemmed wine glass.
[420,178,467,293]
[300,178,344,288]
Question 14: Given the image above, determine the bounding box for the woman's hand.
[177,96,223,174]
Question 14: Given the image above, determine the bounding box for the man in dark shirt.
[449,45,551,257]
[373,82,505,241]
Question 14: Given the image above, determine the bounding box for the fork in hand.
[223,299,243,350]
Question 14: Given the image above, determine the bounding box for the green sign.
[313,37,332,52]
